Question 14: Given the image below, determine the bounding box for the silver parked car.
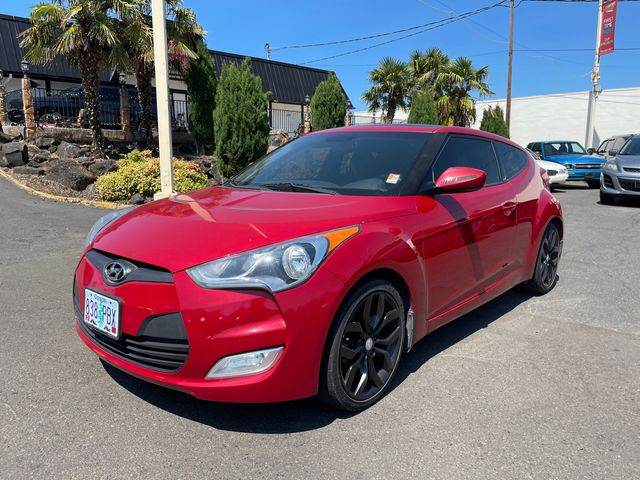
[594,134,632,160]
[600,135,640,204]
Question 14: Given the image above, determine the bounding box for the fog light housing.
[206,347,284,379]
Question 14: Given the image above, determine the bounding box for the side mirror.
[608,149,618,157]
[587,147,595,155]
[432,167,487,194]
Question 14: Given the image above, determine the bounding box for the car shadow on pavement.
[103,288,535,434]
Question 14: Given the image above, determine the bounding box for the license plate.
[84,289,121,339]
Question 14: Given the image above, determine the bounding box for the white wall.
[473,87,640,149]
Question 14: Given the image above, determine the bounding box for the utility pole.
[585,0,604,150]
[151,0,175,200]
[505,0,515,131]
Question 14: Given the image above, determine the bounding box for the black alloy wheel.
[524,223,561,294]
[320,279,405,411]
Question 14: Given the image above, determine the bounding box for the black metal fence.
[4,87,189,132]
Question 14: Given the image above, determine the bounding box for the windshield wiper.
[223,180,268,191]
[259,183,338,195]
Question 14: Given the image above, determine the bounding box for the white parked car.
[527,149,568,188]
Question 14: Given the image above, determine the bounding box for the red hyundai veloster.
[74,125,562,411]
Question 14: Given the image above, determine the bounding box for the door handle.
[501,201,517,217]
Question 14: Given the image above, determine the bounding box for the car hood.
[544,154,603,165]
[91,186,417,272]
[537,159,566,170]
[614,155,640,167]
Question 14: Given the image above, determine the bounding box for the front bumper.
[600,171,640,197]
[74,250,345,403]
[566,168,602,181]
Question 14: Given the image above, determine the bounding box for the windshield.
[229,131,432,196]
[543,142,587,156]
[618,137,640,156]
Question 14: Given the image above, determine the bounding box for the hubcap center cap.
[365,338,374,351]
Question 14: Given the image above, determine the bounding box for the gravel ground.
[0,178,638,480]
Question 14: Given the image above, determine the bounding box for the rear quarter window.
[494,141,529,180]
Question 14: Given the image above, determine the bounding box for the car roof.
[529,140,583,144]
[310,124,523,149]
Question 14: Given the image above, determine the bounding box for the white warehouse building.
[472,87,640,149]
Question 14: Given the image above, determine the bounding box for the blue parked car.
[526,140,604,188]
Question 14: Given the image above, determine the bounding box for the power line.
[299,1,508,65]
[272,1,507,52]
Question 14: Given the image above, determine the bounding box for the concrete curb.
[0,168,127,210]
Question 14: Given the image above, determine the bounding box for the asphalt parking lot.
[1,178,638,480]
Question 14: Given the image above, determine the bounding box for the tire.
[587,180,600,189]
[319,279,405,411]
[600,190,615,205]
[523,223,561,295]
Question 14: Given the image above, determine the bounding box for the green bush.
[310,73,346,131]
[214,59,270,178]
[408,89,437,125]
[479,105,509,138]
[96,150,208,201]
[186,40,217,150]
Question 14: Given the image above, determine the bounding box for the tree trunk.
[135,62,154,148]
[78,57,105,156]
[387,99,396,124]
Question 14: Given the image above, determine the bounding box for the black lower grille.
[74,290,189,372]
[618,178,640,192]
[623,167,640,173]
[603,174,615,189]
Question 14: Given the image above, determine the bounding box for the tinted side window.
[531,143,542,154]
[431,136,501,186]
[494,141,529,180]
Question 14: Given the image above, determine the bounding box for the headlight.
[603,162,619,172]
[187,225,360,292]
[84,207,133,247]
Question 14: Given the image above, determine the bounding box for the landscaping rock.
[27,144,44,156]
[88,159,117,176]
[48,145,58,154]
[56,141,84,159]
[130,193,145,205]
[0,131,12,144]
[46,158,96,191]
[35,137,57,149]
[84,183,97,196]
[76,156,95,167]
[29,149,51,162]
[13,165,43,176]
[28,155,51,167]
[1,142,28,167]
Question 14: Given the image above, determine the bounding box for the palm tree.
[120,0,203,147]
[408,47,449,95]
[21,0,140,156]
[434,57,493,127]
[361,57,410,124]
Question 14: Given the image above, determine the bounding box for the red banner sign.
[599,0,618,56]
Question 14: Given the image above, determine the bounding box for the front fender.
[321,227,428,342]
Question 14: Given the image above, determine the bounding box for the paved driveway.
[1,178,638,480]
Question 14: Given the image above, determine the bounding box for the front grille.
[602,174,615,189]
[74,285,189,372]
[86,250,173,286]
[618,178,640,192]
[573,163,601,170]
[623,166,640,173]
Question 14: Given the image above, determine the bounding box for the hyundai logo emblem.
[104,261,128,284]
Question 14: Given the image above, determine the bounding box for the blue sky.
[4,0,640,110]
